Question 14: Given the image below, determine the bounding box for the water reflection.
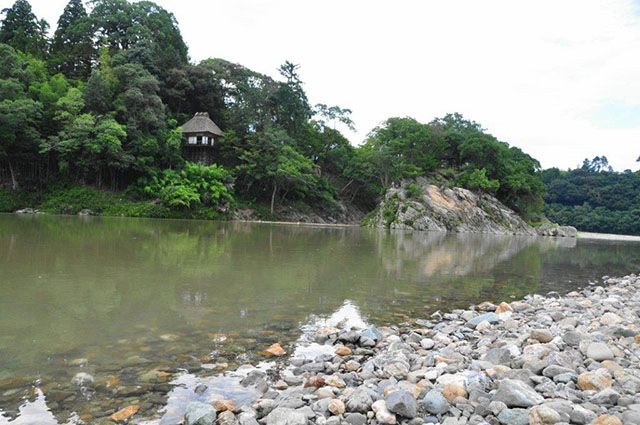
[0,215,639,423]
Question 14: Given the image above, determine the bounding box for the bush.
[103,201,172,218]
[144,163,235,210]
[457,168,500,193]
[405,182,422,199]
[39,186,115,214]
[0,188,32,212]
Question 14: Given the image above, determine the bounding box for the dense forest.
[0,0,619,229]
[542,157,640,235]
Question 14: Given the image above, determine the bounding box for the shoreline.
[578,232,640,242]
[9,210,640,241]
[127,273,640,425]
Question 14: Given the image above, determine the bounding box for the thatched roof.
[181,112,223,136]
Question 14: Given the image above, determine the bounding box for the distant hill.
[542,157,640,236]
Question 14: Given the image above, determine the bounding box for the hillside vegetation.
[0,0,560,224]
[542,157,640,235]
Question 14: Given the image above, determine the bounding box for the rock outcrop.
[366,178,576,236]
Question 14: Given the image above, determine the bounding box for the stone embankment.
[181,274,640,425]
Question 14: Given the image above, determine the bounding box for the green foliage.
[0,0,548,224]
[0,187,36,211]
[405,182,422,199]
[542,157,640,235]
[39,186,116,214]
[382,195,400,228]
[50,0,94,80]
[144,163,234,210]
[362,114,545,218]
[102,199,171,218]
[362,117,442,186]
[457,168,500,193]
[234,126,318,213]
[0,0,48,58]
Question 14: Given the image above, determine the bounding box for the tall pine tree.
[50,0,94,80]
[0,0,49,58]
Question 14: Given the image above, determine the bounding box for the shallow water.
[0,214,639,423]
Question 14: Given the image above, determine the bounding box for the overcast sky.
[7,0,640,170]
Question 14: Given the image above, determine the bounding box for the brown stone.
[591,414,623,425]
[577,369,612,391]
[328,398,346,415]
[105,375,120,388]
[635,334,640,344]
[495,302,513,313]
[260,343,286,357]
[530,329,553,343]
[213,399,236,412]
[199,354,214,363]
[109,405,140,422]
[304,376,326,388]
[335,345,352,356]
[325,376,346,388]
[601,360,623,372]
[529,405,561,425]
[442,383,468,402]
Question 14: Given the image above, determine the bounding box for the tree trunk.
[8,161,18,191]
[341,179,354,194]
[270,181,278,215]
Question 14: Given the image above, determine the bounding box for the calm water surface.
[1,214,639,423]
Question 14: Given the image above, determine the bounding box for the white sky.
[7,0,640,171]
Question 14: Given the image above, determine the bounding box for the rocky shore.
[173,274,640,425]
[365,178,577,237]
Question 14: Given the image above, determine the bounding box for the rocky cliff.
[366,178,576,236]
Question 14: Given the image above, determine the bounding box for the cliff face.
[367,179,575,236]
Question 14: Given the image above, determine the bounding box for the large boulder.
[365,179,538,235]
[493,379,544,407]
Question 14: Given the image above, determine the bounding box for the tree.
[0,0,49,58]
[274,61,311,139]
[457,168,500,193]
[361,117,444,186]
[314,104,355,132]
[582,156,613,173]
[50,113,130,186]
[0,98,41,189]
[50,0,94,79]
[235,127,316,214]
[84,48,116,114]
[90,0,188,76]
[0,43,42,189]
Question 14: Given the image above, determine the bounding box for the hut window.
[203,136,208,145]
[197,136,202,144]
[188,136,197,145]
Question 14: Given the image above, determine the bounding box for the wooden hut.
[181,112,223,165]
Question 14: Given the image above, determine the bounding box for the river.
[0,214,638,423]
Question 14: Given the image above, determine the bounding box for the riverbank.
[579,232,640,242]
[136,273,640,425]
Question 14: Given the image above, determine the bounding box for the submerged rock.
[71,372,94,387]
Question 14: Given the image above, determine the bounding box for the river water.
[0,214,639,423]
